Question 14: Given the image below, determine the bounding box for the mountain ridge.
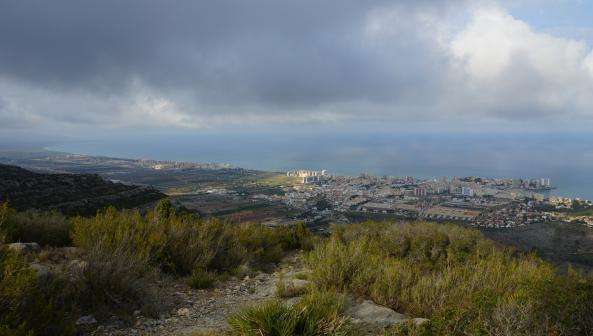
[0,163,165,215]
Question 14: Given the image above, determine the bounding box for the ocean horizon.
[46,131,593,201]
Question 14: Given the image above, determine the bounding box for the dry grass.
[306,221,593,335]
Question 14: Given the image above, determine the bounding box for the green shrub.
[72,201,312,277]
[0,246,75,336]
[0,201,315,333]
[72,245,151,315]
[188,268,217,289]
[228,290,350,336]
[0,202,73,246]
[0,202,15,243]
[385,320,432,336]
[307,221,593,335]
[3,210,72,246]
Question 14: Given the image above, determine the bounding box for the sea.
[46,131,593,200]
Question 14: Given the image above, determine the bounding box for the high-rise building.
[462,187,474,197]
[414,188,427,197]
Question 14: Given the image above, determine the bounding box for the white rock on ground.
[275,278,311,297]
[76,315,98,326]
[29,263,50,279]
[177,308,190,317]
[413,317,430,325]
[347,300,408,328]
[8,242,40,253]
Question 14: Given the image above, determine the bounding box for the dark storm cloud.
[0,0,453,108]
[1,0,592,130]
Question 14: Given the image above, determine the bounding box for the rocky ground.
[9,243,428,335]
[89,254,303,335]
[84,253,427,336]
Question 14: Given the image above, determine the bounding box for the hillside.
[0,164,165,215]
[481,221,593,271]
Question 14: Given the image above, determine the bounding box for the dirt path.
[92,255,305,335]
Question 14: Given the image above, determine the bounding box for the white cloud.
[451,7,590,80]
[585,51,593,77]
[448,6,593,118]
[0,78,202,129]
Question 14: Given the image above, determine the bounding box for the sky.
[1,0,593,137]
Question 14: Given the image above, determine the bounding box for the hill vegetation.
[0,201,314,335]
[0,164,165,215]
[302,222,593,335]
[2,200,593,335]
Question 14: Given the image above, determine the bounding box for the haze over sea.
[47,131,593,201]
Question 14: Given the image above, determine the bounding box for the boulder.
[412,317,430,325]
[283,278,310,291]
[68,259,88,272]
[8,242,40,253]
[29,263,50,279]
[276,278,310,298]
[76,315,97,326]
[177,308,190,317]
[62,246,83,256]
[347,300,408,328]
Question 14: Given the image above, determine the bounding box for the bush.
[188,268,217,289]
[71,245,152,316]
[0,201,316,333]
[71,201,313,277]
[386,320,432,336]
[228,290,350,336]
[0,202,15,243]
[0,246,75,336]
[0,202,72,246]
[306,221,593,335]
[4,210,72,246]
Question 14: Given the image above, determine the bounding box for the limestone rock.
[413,317,430,325]
[68,259,88,271]
[347,300,408,328]
[29,263,50,279]
[177,308,190,317]
[8,242,40,253]
[76,315,98,326]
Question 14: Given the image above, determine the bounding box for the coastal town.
[275,170,593,230]
[2,150,592,230]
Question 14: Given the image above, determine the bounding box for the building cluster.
[472,201,550,228]
[286,170,328,184]
[277,171,591,229]
[138,159,231,170]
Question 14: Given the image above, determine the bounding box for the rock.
[177,308,190,317]
[347,300,408,329]
[76,315,98,326]
[29,263,50,279]
[68,259,88,271]
[413,317,430,325]
[284,296,301,307]
[62,246,83,256]
[276,278,310,297]
[287,278,310,289]
[8,242,40,253]
[254,272,267,281]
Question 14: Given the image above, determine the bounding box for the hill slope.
[0,164,165,215]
